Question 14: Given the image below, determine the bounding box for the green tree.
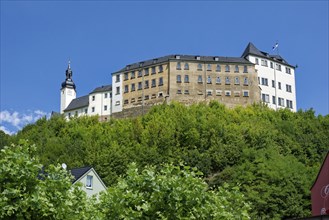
[98,163,251,219]
[0,140,97,220]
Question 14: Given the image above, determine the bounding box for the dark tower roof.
[61,61,76,90]
[241,42,265,58]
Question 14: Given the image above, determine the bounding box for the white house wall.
[75,169,107,197]
[247,55,297,112]
[88,92,112,116]
[112,73,123,113]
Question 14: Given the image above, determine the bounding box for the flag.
[272,42,279,50]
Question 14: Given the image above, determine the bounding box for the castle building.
[60,42,297,119]
[241,43,297,111]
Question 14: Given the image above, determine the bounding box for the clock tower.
[60,61,76,114]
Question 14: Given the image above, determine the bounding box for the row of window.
[176,62,249,73]
[123,92,165,105]
[91,93,112,101]
[181,75,249,85]
[176,89,250,97]
[261,93,294,108]
[121,77,164,94]
[255,58,291,74]
[120,65,164,82]
[259,77,293,92]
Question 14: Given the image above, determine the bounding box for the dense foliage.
[0,141,249,219]
[2,102,329,219]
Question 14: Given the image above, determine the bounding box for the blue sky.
[1,1,328,134]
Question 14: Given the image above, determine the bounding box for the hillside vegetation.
[2,102,329,219]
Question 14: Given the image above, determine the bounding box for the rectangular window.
[184,75,189,83]
[278,97,285,106]
[177,75,182,83]
[92,107,95,112]
[177,89,182,94]
[270,62,273,69]
[151,94,156,99]
[261,59,268,67]
[286,100,293,109]
[137,97,142,102]
[131,98,135,103]
[243,90,249,97]
[144,68,149,76]
[243,77,248,85]
[176,62,181,70]
[159,65,163,72]
[124,85,129,93]
[216,64,221,72]
[243,65,248,73]
[225,90,231,96]
[262,93,270,103]
[116,74,120,82]
[286,84,292,92]
[255,58,259,65]
[131,83,135,91]
[159,77,163,86]
[124,72,129,80]
[184,90,189,94]
[68,112,71,118]
[207,64,212,71]
[225,77,230,85]
[115,101,120,106]
[138,82,142,90]
[225,65,230,72]
[145,95,149,100]
[116,86,120,94]
[184,63,189,70]
[234,77,240,85]
[216,76,221,84]
[92,95,95,101]
[104,93,108,98]
[207,90,212,96]
[152,79,156,87]
[207,76,212,84]
[272,96,276,104]
[84,108,87,114]
[278,82,282,90]
[286,67,291,74]
[151,66,156,74]
[197,63,202,71]
[104,105,107,111]
[124,99,128,104]
[198,75,203,83]
[138,70,142,77]
[276,64,281,71]
[145,80,149,89]
[216,90,222,96]
[131,71,135,79]
[261,78,268,86]
[86,175,93,188]
[234,65,239,72]
[272,80,275,88]
[234,91,240,97]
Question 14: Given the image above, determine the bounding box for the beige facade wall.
[122,63,169,110]
[168,60,260,108]
[117,58,260,117]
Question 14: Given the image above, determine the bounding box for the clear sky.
[1,1,328,134]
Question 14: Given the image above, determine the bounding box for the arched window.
[184,63,189,70]
[225,65,230,72]
[197,63,203,71]
[216,64,221,72]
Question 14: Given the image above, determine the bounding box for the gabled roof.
[70,166,92,183]
[113,54,252,74]
[64,95,89,112]
[311,151,329,190]
[241,42,295,68]
[90,84,112,94]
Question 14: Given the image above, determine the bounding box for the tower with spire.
[60,61,76,114]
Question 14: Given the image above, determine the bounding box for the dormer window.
[196,56,200,60]
[126,65,130,70]
[214,57,219,61]
[175,55,180,59]
[153,59,158,64]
